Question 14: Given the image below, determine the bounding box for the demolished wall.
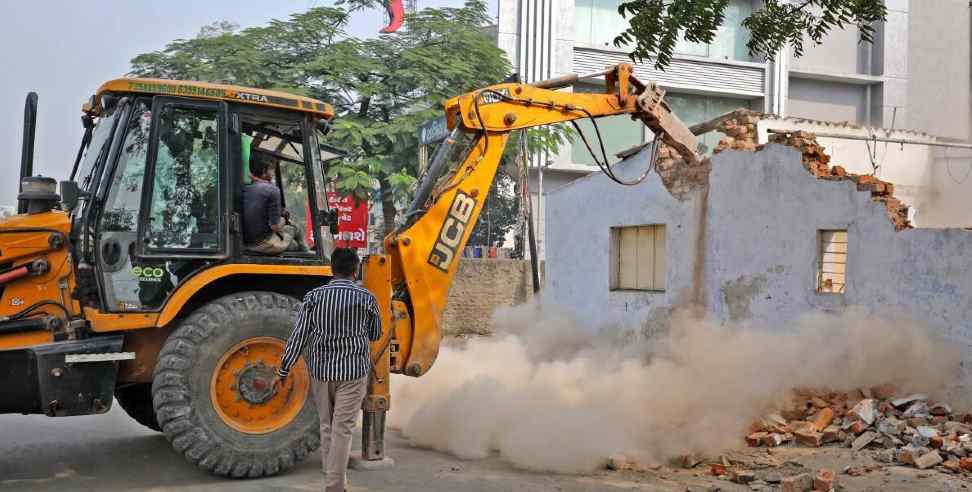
[545,123,972,388]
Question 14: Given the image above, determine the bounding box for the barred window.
[818,230,848,294]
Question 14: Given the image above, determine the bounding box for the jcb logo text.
[428,191,477,271]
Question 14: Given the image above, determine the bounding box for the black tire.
[115,383,162,432]
[152,291,320,478]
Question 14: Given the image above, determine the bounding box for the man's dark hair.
[331,248,360,277]
[249,149,276,178]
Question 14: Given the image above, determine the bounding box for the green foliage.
[615,0,886,70]
[130,0,571,238]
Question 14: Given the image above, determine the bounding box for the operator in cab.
[242,147,305,254]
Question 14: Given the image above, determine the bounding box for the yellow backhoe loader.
[0,64,698,477]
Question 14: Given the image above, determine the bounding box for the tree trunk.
[379,176,398,239]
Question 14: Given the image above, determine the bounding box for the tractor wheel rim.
[210,336,309,434]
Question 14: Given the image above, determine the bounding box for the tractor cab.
[0,81,346,470]
[67,80,341,313]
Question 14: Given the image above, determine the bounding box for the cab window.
[145,103,221,251]
[238,113,319,255]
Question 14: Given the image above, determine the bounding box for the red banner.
[326,192,369,248]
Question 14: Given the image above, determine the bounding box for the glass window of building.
[664,93,752,155]
[576,0,753,62]
[570,84,645,166]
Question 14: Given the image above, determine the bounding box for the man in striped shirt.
[275,248,382,492]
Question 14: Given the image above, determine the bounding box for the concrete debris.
[848,399,878,425]
[851,431,878,451]
[914,451,943,470]
[740,386,972,476]
[916,426,941,439]
[891,394,928,408]
[730,469,756,484]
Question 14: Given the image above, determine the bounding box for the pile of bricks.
[713,111,761,153]
[767,130,912,230]
[653,109,762,199]
[745,386,972,482]
[653,146,712,200]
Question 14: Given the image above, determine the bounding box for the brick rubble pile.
[741,386,971,489]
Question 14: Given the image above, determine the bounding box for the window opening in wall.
[818,230,848,294]
[611,224,666,291]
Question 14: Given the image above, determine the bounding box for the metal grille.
[818,230,848,294]
[573,47,766,97]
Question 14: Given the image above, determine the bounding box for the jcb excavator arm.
[386,63,698,373]
[357,64,699,461]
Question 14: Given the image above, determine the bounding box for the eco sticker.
[132,266,166,282]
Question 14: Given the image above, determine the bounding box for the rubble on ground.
[739,387,972,483]
[605,386,971,491]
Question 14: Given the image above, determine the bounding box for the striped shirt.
[278,278,382,381]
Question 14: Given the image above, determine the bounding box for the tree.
[130,0,567,240]
[614,0,887,70]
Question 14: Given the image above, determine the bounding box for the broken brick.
[731,469,756,484]
[878,400,895,416]
[761,433,788,447]
[813,468,835,491]
[871,383,897,400]
[794,430,823,448]
[812,408,834,432]
[822,425,841,443]
[944,460,962,473]
[848,420,868,435]
[931,436,944,449]
[747,432,769,447]
[709,463,727,476]
[898,446,928,465]
[960,457,972,471]
[781,473,814,492]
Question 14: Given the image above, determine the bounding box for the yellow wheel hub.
[210,336,309,434]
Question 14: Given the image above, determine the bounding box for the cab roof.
[94,78,335,119]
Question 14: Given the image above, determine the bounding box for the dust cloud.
[388,301,961,474]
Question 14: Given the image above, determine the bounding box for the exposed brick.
[794,430,823,447]
[812,408,835,431]
[814,468,836,491]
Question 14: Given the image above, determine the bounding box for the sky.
[0,0,471,205]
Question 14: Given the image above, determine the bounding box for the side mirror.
[60,180,81,212]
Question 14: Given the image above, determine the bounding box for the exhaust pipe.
[19,92,38,214]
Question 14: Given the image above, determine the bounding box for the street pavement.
[0,404,652,491]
